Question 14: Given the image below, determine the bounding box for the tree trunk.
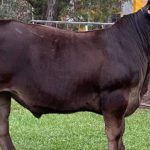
[25,0,47,20]
[46,0,59,26]
[25,0,70,23]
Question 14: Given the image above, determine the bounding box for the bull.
[0,1,150,150]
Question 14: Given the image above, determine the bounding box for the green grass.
[9,101,150,150]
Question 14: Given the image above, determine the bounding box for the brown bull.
[0,1,150,150]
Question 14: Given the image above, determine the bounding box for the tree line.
[0,0,129,22]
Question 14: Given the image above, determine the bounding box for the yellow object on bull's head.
[133,0,148,12]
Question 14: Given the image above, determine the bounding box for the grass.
[9,101,150,150]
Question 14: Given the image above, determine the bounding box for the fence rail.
[31,20,114,31]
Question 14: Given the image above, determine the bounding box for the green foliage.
[32,0,47,20]
[60,0,122,22]
[27,0,124,22]
[0,0,32,22]
[0,0,129,22]
[0,1,18,19]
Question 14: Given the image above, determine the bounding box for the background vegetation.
[0,0,32,22]
[0,0,130,22]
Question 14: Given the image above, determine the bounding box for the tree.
[25,0,68,20]
[25,0,131,22]
[46,0,59,21]
[0,0,31,22]
[60,0,123,22]
[25,0,47,19]
[0,0,131,22]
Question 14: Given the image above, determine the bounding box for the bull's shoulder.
[99,60,140,91]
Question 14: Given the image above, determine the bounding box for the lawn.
[9,100,150,150]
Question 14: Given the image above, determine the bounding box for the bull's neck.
[133,11,150,58]
[115,11,150,59]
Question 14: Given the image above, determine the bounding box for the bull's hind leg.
[0,93,15,150]
[101,89,128,150]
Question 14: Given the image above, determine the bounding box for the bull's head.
[142,0,150,15]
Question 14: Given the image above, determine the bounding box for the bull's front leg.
[0,93,15,150]
[101,89,128,150]
[103,114,125,150]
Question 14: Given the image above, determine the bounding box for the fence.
[31,20,114,31]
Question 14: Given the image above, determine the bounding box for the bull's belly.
[8,88,101,117]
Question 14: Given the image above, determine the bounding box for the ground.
[9,101,150,150]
